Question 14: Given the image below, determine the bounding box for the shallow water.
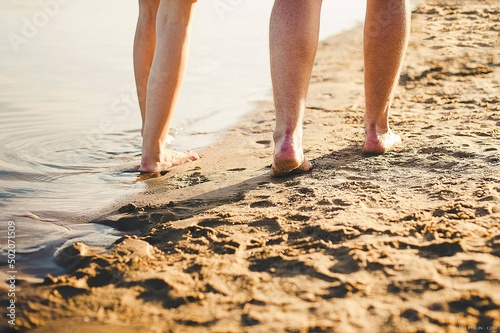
[0,0,365,278]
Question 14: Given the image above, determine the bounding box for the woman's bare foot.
[140,149,199,173]
[363,129,401,155]
[271,133,312,177]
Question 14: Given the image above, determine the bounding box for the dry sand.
[2,0,499,332]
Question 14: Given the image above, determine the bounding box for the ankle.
[274,127,302,143]
[365,121,390,135]
[141,148,162,165]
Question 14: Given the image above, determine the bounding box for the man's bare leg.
[269,0,321,177]
[363,0,410,154]
[140,0,199,173]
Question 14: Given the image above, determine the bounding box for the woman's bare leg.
[140,0,199,173]
[363,0,411,154]
[134,0,160,132]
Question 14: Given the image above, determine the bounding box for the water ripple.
[0,130,141,173]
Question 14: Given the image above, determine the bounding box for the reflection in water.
[0,0,365,278]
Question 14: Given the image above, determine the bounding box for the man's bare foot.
[140,149,199,173]
[271,134,312,177]
[363,129,401,155]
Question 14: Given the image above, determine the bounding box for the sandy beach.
[2,0,499,332]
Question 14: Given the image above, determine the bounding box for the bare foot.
[140,149,199,173]
[363,129,401,155]
[271,134,312,177]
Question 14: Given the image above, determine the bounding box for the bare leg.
[363,0,411,154]
[140,0,199,173]
[269,0,321,177]
[134,0,159,132]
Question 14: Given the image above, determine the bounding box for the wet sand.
[2,0,499,332]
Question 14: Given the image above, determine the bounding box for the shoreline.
[3,0,499,332]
